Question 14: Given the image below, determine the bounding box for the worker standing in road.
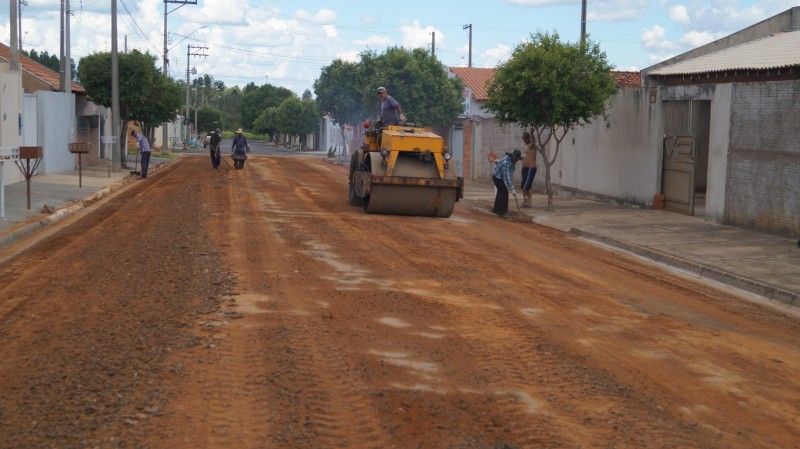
[377,86,406,126]
[520,131,538,208]
[131,129,151,179]
[209,128,222,170]
[491,149,522,218]
[230,128,250,170]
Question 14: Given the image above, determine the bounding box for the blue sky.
[1,0,797,95]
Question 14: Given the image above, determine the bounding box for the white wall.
[36,91,76,174]
[548,88,662,206]
[706,84,732,223]
[0,69,23,186]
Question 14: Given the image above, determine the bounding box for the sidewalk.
[0,156,170,249]
[1,159,797,309]
[460,179,799,308]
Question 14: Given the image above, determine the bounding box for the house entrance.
[661,100,710,216]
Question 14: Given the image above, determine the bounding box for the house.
[0,43,110,186]
[448,7,799,238]
[447,66,640,186]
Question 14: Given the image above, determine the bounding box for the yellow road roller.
[348,122,463,217]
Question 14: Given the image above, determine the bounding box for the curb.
[569,228,798,307]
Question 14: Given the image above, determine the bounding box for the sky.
[1,0,797,96]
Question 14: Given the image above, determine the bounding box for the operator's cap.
[376,86,386,93]
[236,128,243,134]
[511,149,522,160]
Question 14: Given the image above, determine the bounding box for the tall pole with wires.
[463,24,472,68]
[162,0,197,151]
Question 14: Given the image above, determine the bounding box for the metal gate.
[662,100,698,215]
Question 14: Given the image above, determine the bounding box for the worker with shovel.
[491,149,522,218]
[209,128,222,169]
[130,130,151,178]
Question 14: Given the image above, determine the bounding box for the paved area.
[1,155,797,309]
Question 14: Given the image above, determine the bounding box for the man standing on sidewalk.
[131,130,151,179]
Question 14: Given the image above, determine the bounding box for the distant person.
[491,149,522,218]
[230,128,250,170]
[376,86,406,126]
[520,131,538,208]
[209,128,222,169]
[130,129,151,178]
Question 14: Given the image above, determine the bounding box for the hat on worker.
[236,128,243,134]
[511,149,522,161]
[376,86,386,93]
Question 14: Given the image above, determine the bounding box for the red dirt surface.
[1,156,798,449]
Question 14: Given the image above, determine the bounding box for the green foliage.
[314,47,464,128]
[362,47,464,127]
[485,30,616,132]
[274,96,320,147]
[239,84,294,132]
[78,50,176,125]
[314,59,369,127]
[193,106,224,133]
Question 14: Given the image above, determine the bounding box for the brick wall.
[726,81,800,235]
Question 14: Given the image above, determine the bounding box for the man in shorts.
[520,131,538,207]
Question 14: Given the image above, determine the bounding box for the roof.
[0,43,85,94]
[612,71,641,88]
[449,67,495,101]
[648,30,800,76]
[450,67,641,100]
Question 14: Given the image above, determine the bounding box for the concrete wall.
[547,87,662,206]
[706,84,733,223]
[36,91,76,174]
[725,81,800,235]
[0,69,23,187]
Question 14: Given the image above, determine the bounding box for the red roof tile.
[611,71,641,88]
[449,67,495,101]
[0,43,85,94]
[450,67,641,101]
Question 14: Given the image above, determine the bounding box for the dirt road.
[1,156,798,449]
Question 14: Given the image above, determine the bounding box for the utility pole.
[463,24,472,68]
[186,44,207,142]
[112,0,121,172]
[63,0,71,93]
[431,31,435,58]
[19,0,28,52]
[580,0,587,47]
[162,0,197,153]
[10,0,19,72]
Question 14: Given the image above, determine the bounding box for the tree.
[274,96,320,150]
[239,84,294,131]
[484,31,617,210]
[361,47,464,127]
[314,47,464,155]
[193,105,224,134]
[79,50,181,161]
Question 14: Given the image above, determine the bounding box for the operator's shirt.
[380,94,402,125]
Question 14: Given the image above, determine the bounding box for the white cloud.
[680,30,716,47]
[667,4,690,25]
[481,44,512,68]
[399,20,438,51]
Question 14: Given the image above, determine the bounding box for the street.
[0,155,798,449]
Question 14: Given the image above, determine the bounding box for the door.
[662,101,698,215]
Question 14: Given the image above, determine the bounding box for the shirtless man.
[520,131,538,207]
